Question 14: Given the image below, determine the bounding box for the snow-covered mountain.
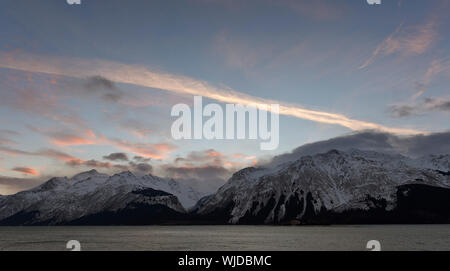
[0,170,203,225]
[194,149,450,224]
[409,154,450,172]
[0,150,449,225]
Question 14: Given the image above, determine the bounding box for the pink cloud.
[0,50,424,135]
[26,124,177,160]
[50,131,97,147]
[12,167,39,176]
[27,126,97,147]
[361,17,440,69]
[0,146,83,164]
[103,137,177,160]
[232,153,244,159]
[0,131,18,146]
[1,73,88,129]
[205,149,225,158]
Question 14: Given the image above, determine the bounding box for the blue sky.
[0,0,449,194]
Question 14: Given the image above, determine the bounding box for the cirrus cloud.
[12,167,39,176]
[389,97,450,118]
[0,50,424,135]
[360,16,440,69]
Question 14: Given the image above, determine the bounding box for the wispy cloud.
[66,153,153,174]
[0,145,154,175]
[389,97,450,118]
[11,167,39,176]
[0,129,20,136]
[411,58,450,99]
[0,75,88,129]
[119,119,152,139]
[360,17,439,69]
[389,58,450,117]
[0,146,83,164]
[82,75,123,102]
[213,31,273,74]
[66,159,113,169]
[0,51,424,135]
[103,152,129,162]
[102,137,177,160]
[28,126,97,147]
[25,124,175,160]
[133,156,151,163]
[0,129,19,146]
[360,22,404,70]
[127,162,153,174]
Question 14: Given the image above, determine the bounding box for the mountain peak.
[73,169,98,176]
[71,169,106,181]
[115,171,136,178]
[196,148,450,224]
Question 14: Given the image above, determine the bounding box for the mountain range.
[0,149,449,225]
[0,170,199,225]
[194,149,450,224]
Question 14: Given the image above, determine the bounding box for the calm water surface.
[0,225,449,251]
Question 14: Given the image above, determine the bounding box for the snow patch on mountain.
[195,149,450,224]
[0,170,205,225]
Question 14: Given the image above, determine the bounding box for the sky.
[0,0,449,194]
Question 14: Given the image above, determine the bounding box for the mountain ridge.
[0,170,201,225]
[193,149,450,224]
[0,149,449,225]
